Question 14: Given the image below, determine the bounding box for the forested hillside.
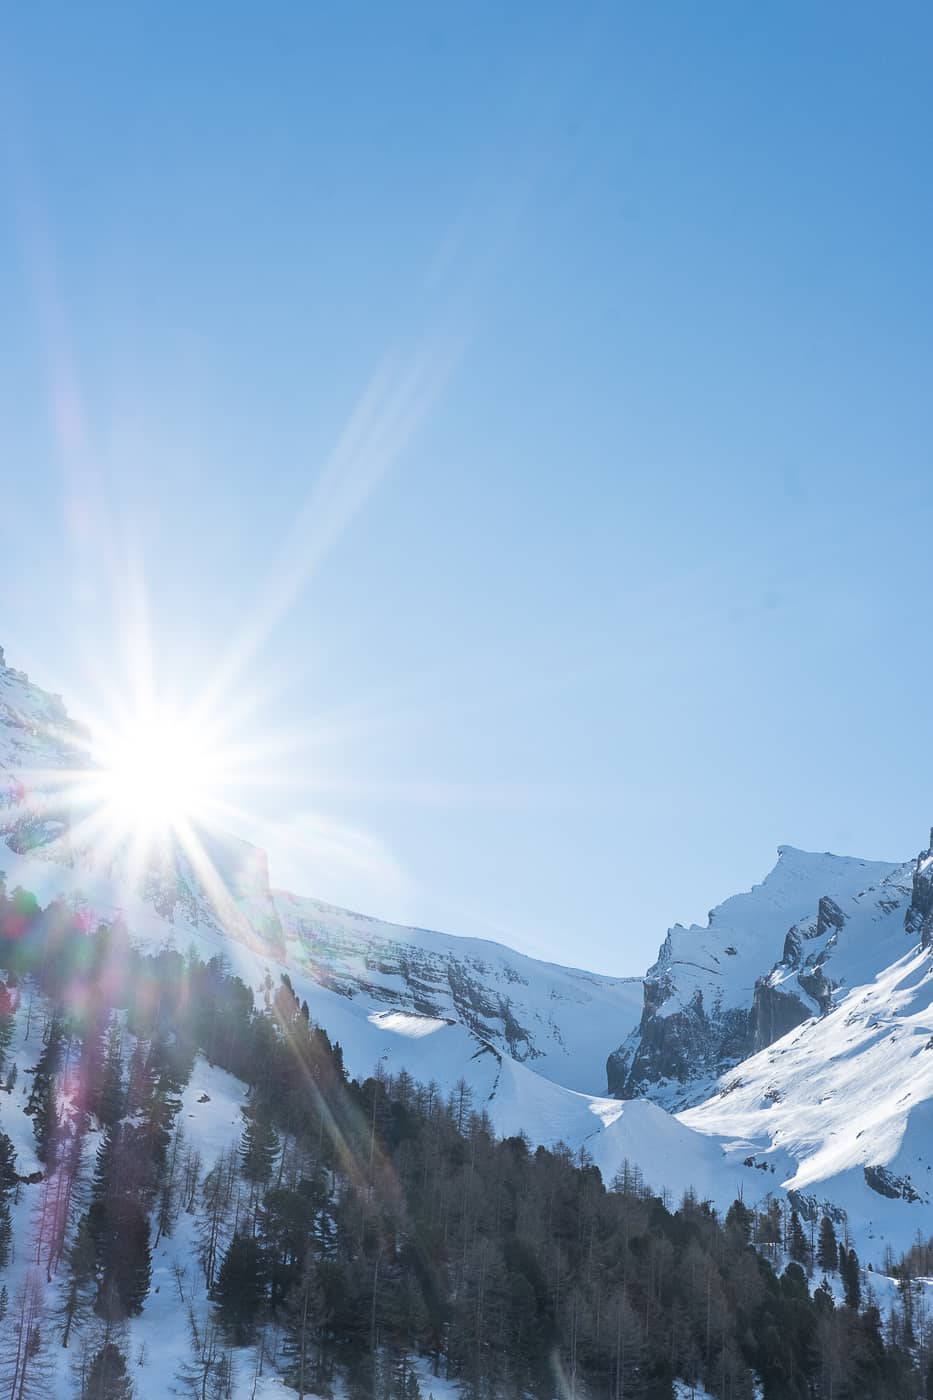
[1,878,932,1400]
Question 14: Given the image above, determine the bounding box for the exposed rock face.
[749,980,811,1053]
[274,889,643,1093]
[905,831,933,950]
[607,980,752,1100]
[607,848,903,1107]
[864,1164,925,1204]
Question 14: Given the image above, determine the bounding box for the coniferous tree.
[788,1207,811,1271]
[817,1214,839,1273]
[0,1200,11,1273]
[0,979,13,1075]
[841,1246,862,1310]
[82,1341,134,1399]
[0,1128,17,1196]
[281,1254,325,1400]
[725,1197,753,1245]
[0,1127,15,1273]
[95,1023,126,1128]
[87,1131,153,1319]
[214,1232,265,1344]
[239,1106,279,1188]
[60,1214,97,1347]
[25,1014,64,1162]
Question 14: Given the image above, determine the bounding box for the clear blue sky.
[3,3,932,974]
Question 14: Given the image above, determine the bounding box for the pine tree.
[725,1197,753,1244]
[214,1232,265,1344]
[24,1014,64,1163]
[90,1195,152,1319]
[0,1200,11,1272]
[239,1108,279,1187]
[0,1129,19,1199]
[82,1341,134,1399]
[0,980,13,1075]
[60,1214,97,1347]
[816,1215,838,1273]
[788,1208,811,1271]
[281,1255,325,1399]
[95,1024,126,1128]
[841,1246,861,1310]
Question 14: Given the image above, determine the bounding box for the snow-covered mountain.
[275,890,643,1093]
[0,650,642,1093]
[680,833,933,1237]
[608,847,905,1107]
[4,645,933,1265]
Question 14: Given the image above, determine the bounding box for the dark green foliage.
[841,1246,862,1310]
[0,1130,16,1197]
[788,1207,811,1270]
[816,1215,838,1273]
[726,1196,753,1244]
[95,1024,126,1127]
[0,1129,16,1274]
[87,1126,154,1318]
[0,979,13,1074]
[215,1232,265,1343]
[82,1341,133,1399]
[24,1014,64,1162]
[88,1195,152,1319]
[0,1201,11,1273]
[60,1214,97,1346]
[239,1107,279,1186]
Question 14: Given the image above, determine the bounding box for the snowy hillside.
[680,878,933,1258]
[275,890,643,1093]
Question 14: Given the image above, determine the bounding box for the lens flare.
[92,708,218,838]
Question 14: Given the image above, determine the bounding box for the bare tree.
[0,1271,53,1400]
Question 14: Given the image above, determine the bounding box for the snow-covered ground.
[682,934,933,1257]
[0,985,248,1399]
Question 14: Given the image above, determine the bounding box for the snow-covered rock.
[608,846,901,1106]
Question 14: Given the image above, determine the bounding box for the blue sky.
[3,3,933,973]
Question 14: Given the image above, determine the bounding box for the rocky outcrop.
[905,831,933,950]
[749,979,811,1053]
[275,886,643,1090]
[607,979,753,1101]
[864,1164,925,1204]
[606,848,907,1106]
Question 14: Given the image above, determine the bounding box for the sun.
[92,708,219,838]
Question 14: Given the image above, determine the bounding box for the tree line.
[1,873,932,1400]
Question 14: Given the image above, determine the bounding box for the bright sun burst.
[93,709,218,838]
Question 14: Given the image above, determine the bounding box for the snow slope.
[681,936,933,1258]
[276,890,643,1093]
